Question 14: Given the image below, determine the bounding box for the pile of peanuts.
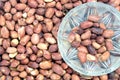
[68,15,114,63]
[0,0,120,80]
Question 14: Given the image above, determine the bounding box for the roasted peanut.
[39,61,52,69]
[71,41,80,48]
[98,46,107,53]
[88,15,100,22]
[96,36,104,44]
[52,64,65,76]
[81,30,91,39]
[77,45,88,53]
[91,27,103,35]
[92,41,101,49]
[87,54,97,62]
[105,39,114,51]
[80,21,93,29]
[103,30,114,38]
[77,52,87,63]
[81,39,91,46]
[99,51,110,61]
[0,15,5,26]
[1,27,9,38]
[68,32,75,43]
[100,23,106,30]
[87,45,97,55]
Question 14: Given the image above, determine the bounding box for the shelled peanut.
[68,15,114,63]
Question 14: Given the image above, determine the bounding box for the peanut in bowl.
[58,2,120,76]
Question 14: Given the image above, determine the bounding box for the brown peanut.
[52,64,65,76]
[45,8,55,18]
[98,46,107,53]
[1,27,9,38]
[15,3,26,10]
[103,30,114,38]
[87,54,97,62]
[77,45,88,53]
[77,52,87,63]
[80,21,93,29]
[81,30,91,39]
[105,39,114,51]
[0,15,5,26]
[99,51,110,61]
[88,15,100,22]
[39,61,52,69]
[92,41,101,49]
[100,23,106,30]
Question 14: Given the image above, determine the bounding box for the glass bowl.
[58,2,120,76]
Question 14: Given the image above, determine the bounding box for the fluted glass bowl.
[58,2,120,76]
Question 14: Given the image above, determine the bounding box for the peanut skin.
[20,35,30,45]
[105,39,114,51]
[88,15,100,22]
[71,41,80,48]
[77,52,87,63]
[91,27,103,35]
[87,45,97,55]
[68,32,75,43]
[99,51,110,61]
[87,54,97,62]
[96,36,104,44]
[1,27,9,38]
[100,23,106,30]
[0,15,5,26]
[103,30,114,38]
[98,46,107,53]
[45,8,55,18]
[92,41,101,49]
[15,3,26,10]
[81,30,91,40]
[80,21,93,29]
[81,39,91,46]
[77,45,88,53]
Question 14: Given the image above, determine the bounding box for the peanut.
[87,45,97,55]
[92,41,101,49]
[45,8,55,18]
[0,15,5,26]
[81,39,91,46]
[105,39,114,51]
[91,27,103,35]
[100,23,106,30]
[99,51,110,61]
[15,3,26,10]
[81,30,91,39]
[88,15,100,22]
[98,46,107,53]
[77,52,87,63]
[80,21,93,29]
[1,27,9,38]
[31,34,39,44]
[103,30,114,38]
[37,42,48,50]
[52,64,65,76]
[6,47,17,54]
[87,54,97,61]
[77,45,88,53]
[39,61,52,69]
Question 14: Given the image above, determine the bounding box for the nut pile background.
[0,0,120,80]
[68,15,114,63]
